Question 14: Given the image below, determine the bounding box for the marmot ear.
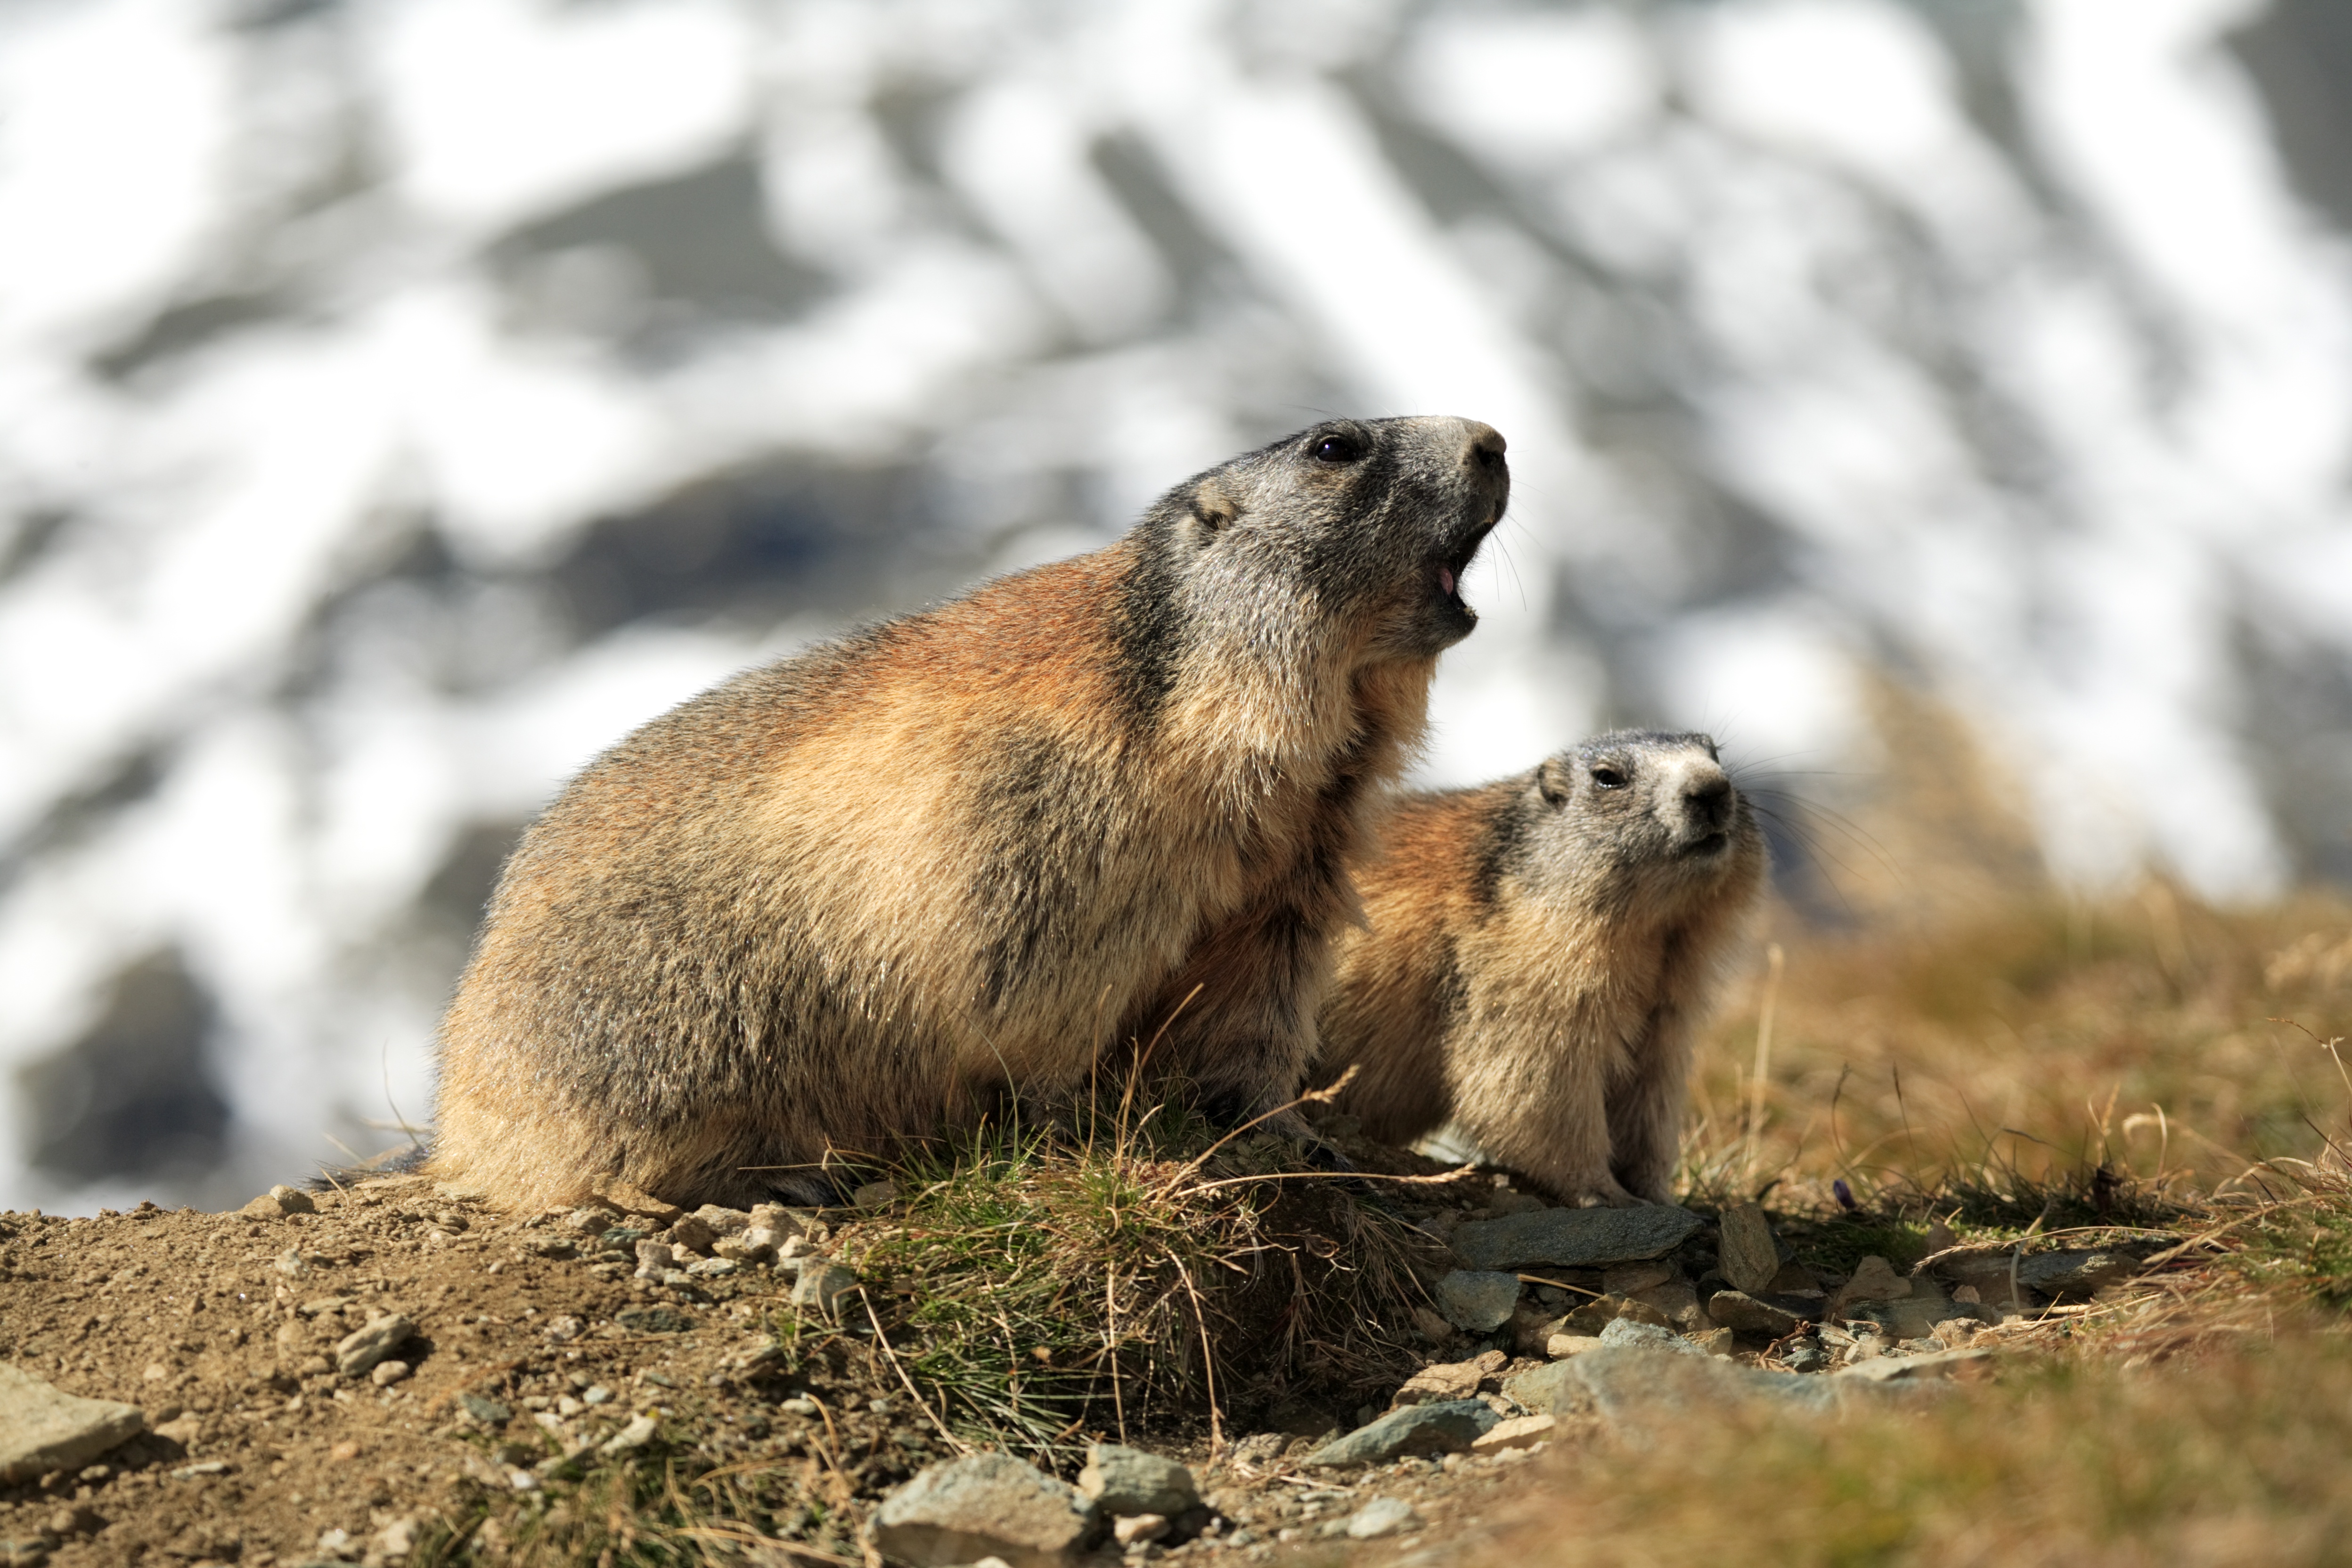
[1185,477,1240,545]
[1536,758,1573,807]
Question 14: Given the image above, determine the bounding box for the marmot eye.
[1311,433,1364,465]
[1591,765,1627,789]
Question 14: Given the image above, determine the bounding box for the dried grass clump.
[1486,1331,2352,1568]
[747,1084,1445,1470]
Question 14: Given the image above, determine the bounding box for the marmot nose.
[1683,774,1732,831]
[1462,423,1507,475]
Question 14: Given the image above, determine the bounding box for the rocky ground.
[0,1147,2198,1568]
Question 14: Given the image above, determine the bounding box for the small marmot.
[432,416,1510,1212]
[1317,731,1764,1207]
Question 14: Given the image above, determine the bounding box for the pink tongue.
[1438,566,1456,597]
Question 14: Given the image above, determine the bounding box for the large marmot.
[432,416,1510,1211]
[1317,731,1764,1207]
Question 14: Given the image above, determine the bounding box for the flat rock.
[1433,1270,1521,1331]
[334,1314,414,1378]
[1452,1205,1704,1272]
[612,1306,694,1335]
[869,1453,1101,1568]
[1471,1413,1557,1453]
[1552,1345,1942,1438]
[1076,1443,1198,1518]
[1717,1203,1780,1294]
[1395,1349,1505,1406]
[1833,1347,1992,1383]
[1551,1346,1839,1431]
[1559,1293,1674,1335]
[1597,1318,1706,1357]
[0,1364,145,1483]
[1344,1497,1421,1539]
[1707,1290,1806,1339]
[1301,1401,1499,1467]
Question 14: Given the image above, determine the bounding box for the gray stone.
[1395,1349,1506,1405]
[242,1184,317,1220]
[634,1240,678,1279]
[1597,1318,1706,1356]
[457,1393,512,1425]
[1707,1290,1805,1339]
[691,1204,751,1236]
[665,1214,719,1256]
[1829,1255,1910,1316]
[0,1366,143,1484]
[1300,1401,1499,1467]
[869,1453,1101,1568]
[1782,1339,1830,1373]
[600,1413,659,1454]
[791,1261,858,1314]
[1432,1270,1520,1331]
[1559,1293,1673,1335]
[1451,1205,1704,1271]
[1501,1358,1577,1414]
[1717,1203,1780,1294]
[1552,1345,1947,1438]
[612,1306,694,1334]
[1077,1443,1198,1518]
[334,1314,415,1377]
[1832,1347,1991,1383]
[1551,1346,1842,1432]
[1344,1497,1421,1540]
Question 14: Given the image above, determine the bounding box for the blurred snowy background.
[5,0,2352,1213]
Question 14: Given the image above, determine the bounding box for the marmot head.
[1501,730,1766,917]
[1128,416,1510,690]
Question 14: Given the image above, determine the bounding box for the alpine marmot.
[1318,730,1763,1207]
[432,416,1510,1211]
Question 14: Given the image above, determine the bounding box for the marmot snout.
[431,416,1509,1212]
[1318,730,1764,1207]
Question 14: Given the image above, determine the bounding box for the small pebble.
[369,1360,412,1387]
[1115,1514,1170,1546]
[582,1385,614,1405]
[1344,1497,1421,1540]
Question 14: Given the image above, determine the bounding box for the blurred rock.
[1301,1402,1499,1467]
[1433,1270,1520,1331]
[870,1453,1101,1568]
[1343,1497,1421,1539]
[242,1184,316,1219]
[1707,1290,1805,1339]
[1470,1414,1556,1453]
[1717,1203,1780,1294]
[1393,1350,1506,1406]
[0,1365,144,1483]
[1076,1443,1197,1518]
[334,1314,414,1378]
[1452,1207,1704,1271]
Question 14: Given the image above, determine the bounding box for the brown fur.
[431,417,1509,1211]
[1319,731,1764,1206]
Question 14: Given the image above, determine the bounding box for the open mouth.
[1686,831,1731,858]
[1433,521,1494,612]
